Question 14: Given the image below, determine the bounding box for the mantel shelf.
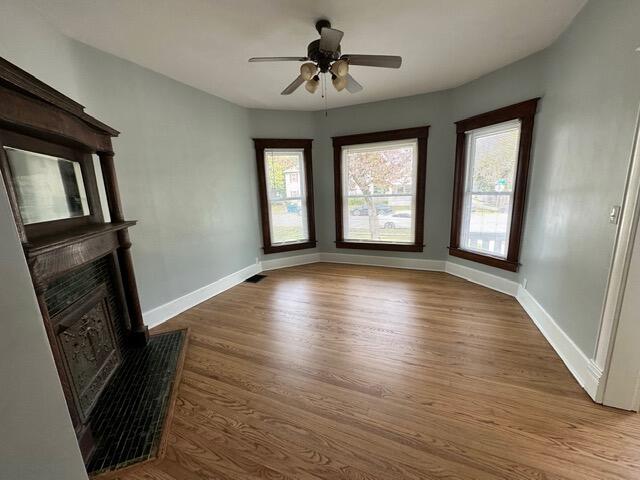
[25,221,137,258]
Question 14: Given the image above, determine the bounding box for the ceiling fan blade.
[319,28,344,53]
[345,74,363,94]
[342,54,402,68]
[249,57,308,62]
[281,75,305,95]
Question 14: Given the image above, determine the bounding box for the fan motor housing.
[307,39,340,73]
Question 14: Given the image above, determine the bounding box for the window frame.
[449,98,539,272]
[332,126,429,252]
[254,138,317,254]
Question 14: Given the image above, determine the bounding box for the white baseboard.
[260,253,321,271]
[140,252,600,401]
[516,285,601,399]
[320,252,446,272]
[445,261,519,296]
[143,262,260,328]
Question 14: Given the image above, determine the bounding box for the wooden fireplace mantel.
[0,56,148,345]
[0,56,118,151]
[0,56,151,460]
[26,221,137,287]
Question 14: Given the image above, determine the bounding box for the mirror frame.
[0,128,104,240]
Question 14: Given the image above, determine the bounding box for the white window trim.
[459,119,521,259]
[341,139,419,245]
[264,148,310,246]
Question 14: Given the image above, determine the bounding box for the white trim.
[445,261,519,296]
[516,285,601,398]
[260,252,321,271]
[594,105,640,403]
[320,252,446,272]
[143,262,261,328]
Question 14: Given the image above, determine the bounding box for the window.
[333,127,429,252]
[254,139,316,254]
[449,99,539,271]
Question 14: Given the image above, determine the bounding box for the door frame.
[594,104,640,410]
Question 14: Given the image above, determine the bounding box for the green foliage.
[471,130,519,192]
[267,154,299,198]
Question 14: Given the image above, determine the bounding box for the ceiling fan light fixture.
[332,75,347,92]
[305,75,320,94]
[248,21,402,97]
[331,59,349,78]
[300,62,317,81]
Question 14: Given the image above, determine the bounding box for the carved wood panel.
[54,285,120,421]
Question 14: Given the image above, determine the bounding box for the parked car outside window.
[379,212,411,229]
[350,205,393,216]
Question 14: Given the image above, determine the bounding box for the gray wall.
[517,0,640,355]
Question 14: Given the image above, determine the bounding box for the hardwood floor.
[116,263,640,479]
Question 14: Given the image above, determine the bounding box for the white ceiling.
[29,0,586,111]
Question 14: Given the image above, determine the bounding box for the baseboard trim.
[445,261,519,296]
[260,253,321,271]
[516,285,600,399]
[320,252,446,272]
[141,253,600,401]
[143,262,260,329]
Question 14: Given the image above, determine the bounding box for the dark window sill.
[263,240,317,255]
[448,247,519,272]
[336,241,424,253]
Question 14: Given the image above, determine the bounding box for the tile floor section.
[86,329,186,475]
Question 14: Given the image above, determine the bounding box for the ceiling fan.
[248,20,402,95]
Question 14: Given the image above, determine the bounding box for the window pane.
[268,200,308,244]
[344,195,415,244]
[463,194,511,257]
[264,148,308,245]
[469,122,520,193]
[342,140,418,245]
[265,150,304,200]
[343,141,416,196]
[460,120,521,258]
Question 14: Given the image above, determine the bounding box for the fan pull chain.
[323,73,328,116]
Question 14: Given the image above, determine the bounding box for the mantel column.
[98,151,149,346]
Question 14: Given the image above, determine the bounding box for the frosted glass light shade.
[332,75,347,92]
[330,60,349,77]
[300,62,317,81]
[305,77,319,94]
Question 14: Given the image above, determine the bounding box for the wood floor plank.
[115,263,640,479]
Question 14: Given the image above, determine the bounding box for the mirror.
[5,147,90,225]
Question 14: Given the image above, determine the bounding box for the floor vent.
[245,274,267,283]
